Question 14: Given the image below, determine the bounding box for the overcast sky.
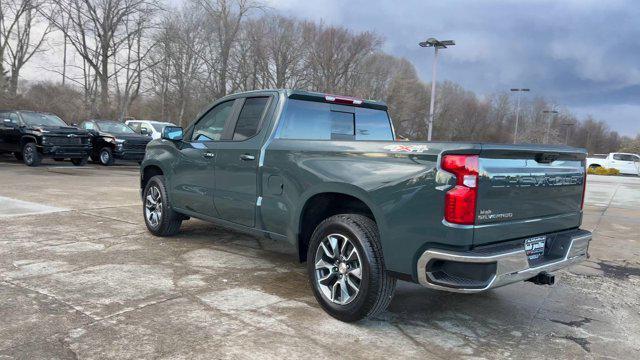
[22,0,639,136]
[264,0,640,137]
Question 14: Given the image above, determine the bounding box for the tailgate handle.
[535,152,559,163]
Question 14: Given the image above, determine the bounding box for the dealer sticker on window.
[524,236,546,261]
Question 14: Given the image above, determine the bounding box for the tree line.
[0,0,632,154]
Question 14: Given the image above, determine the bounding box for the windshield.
[21,112,67,127]
[97,121,135,134]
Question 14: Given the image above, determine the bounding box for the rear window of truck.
[277,99,393,141]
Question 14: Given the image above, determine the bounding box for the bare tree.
[47,0,159,117]
[198,0,261,97]
[5,0,53,96]
[0,0,35,95]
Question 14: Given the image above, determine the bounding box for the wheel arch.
[295,185,384,263]
[141,163,166,191]
[20,135,38,148]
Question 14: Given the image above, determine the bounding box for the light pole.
[419,38,455,141]
[562,123,575,145]
[542,110,558,144]
[510,88,530,143]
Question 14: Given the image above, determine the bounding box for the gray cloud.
[267,0,640,136]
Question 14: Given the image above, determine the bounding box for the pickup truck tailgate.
[474,145,586,246]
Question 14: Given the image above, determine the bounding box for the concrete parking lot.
[0,156,639,359]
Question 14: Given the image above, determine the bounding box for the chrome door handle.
[240,154,255,161]
[203,152,215,158]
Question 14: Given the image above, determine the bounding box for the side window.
[83,122,95,130]
[620,154,635,161]
[613,154,627,161]
[232,97,269,140]
[278,100,332,140]
[5,112,19,124]
[191,100,235,142]
[355,107,394,141]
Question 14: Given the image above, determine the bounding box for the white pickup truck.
[587,152,640,175]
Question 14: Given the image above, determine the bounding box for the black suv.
[0,110,91,166]
[80,120,151,166]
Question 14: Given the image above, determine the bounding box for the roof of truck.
[225,89,388,110]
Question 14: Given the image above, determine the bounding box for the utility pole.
[542,110,558,143]
[562,123,575,145]
[510,88,530,143]
[419,38,455,141]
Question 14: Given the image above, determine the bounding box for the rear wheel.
[143,175,182,236]
[307,214,396,322]
[22,143,42,167]
[71,157,87,166]
[99,147,115,166]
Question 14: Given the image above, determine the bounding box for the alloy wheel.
[145,186,163,227]
[100,150,110,164]
[314,233,363,305]
[24,146,33,164]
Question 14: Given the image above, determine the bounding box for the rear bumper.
[416,229,591,293]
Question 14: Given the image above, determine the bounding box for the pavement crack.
[550,317,592,328]
[94,294,184,322]
[3,279,96,321]
[78,210,140,225]
[391,322,445,359]
[561,335,591,352]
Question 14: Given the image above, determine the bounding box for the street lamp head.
[419,38,455,49]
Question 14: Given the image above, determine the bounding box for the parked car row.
[0,110,175,167]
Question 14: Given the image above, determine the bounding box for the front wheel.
[307,214,396,322]
[143,175,182,236]
[22,143,42,167]
[99,147,115,166]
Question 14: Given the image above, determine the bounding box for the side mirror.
[162,126,183,141]
[71,123,78,127]
[140,128,150,135]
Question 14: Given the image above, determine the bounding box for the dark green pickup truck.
[140,89,591,322]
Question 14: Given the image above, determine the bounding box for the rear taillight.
[581,171,587,210]
[442,155,479,225]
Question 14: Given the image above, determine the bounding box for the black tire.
[53,158,65,161]
[307,214,396,322]
[22,142,42,167]
[98,147,115,166]
[143,175,182,236]
[14,152,23,161]
[71,157,87,166]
